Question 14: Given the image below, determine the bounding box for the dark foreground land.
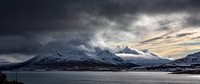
[0,72,23,84]
[172,70,200,74]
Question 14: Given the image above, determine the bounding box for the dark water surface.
[3,71,200,84]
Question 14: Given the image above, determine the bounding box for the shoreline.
[171,70,200,74]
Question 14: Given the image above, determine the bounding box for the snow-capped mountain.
[115,46,170,65]
[26,48,125,68]
[0,46,172,70]
[0,47,138,70]
[168,52,200,66]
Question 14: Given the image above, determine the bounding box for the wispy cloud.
[176,33,194,37]
[140,36,163,44]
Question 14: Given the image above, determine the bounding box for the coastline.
[171,70,200,74]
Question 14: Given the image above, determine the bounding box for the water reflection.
[3,71,200,84]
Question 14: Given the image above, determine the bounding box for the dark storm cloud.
[0,0,78,36]
[1,0,200,56]
[1,0,200,36]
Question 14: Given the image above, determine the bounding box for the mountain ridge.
[116,46,170,65]
[0,46,172,71]
[131,51,200,72]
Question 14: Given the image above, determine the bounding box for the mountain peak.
[115,46,170,65]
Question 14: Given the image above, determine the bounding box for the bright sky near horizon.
[108,13,200,60]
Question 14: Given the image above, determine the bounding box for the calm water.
[3,71,200,84]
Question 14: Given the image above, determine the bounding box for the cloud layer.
[1,0,200,61]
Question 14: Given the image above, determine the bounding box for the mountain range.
[131,52,200,72]
[0,46,171,71]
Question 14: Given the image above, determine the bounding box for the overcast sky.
[1,0,200,62]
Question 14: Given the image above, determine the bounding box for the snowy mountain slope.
[130,52,200,72]
[115,46,170,65]
[167,52,200,66]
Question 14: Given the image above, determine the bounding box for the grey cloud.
[156,27,170,31]
[191,36,200,40]
[176,33,194,37]
[158,20,171,26]
[0,36,43,54]
[0,34,93,55]
[185,15,200,27]
[140,36,163,44]
[140,32,195,44]
[139,31,178,44]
